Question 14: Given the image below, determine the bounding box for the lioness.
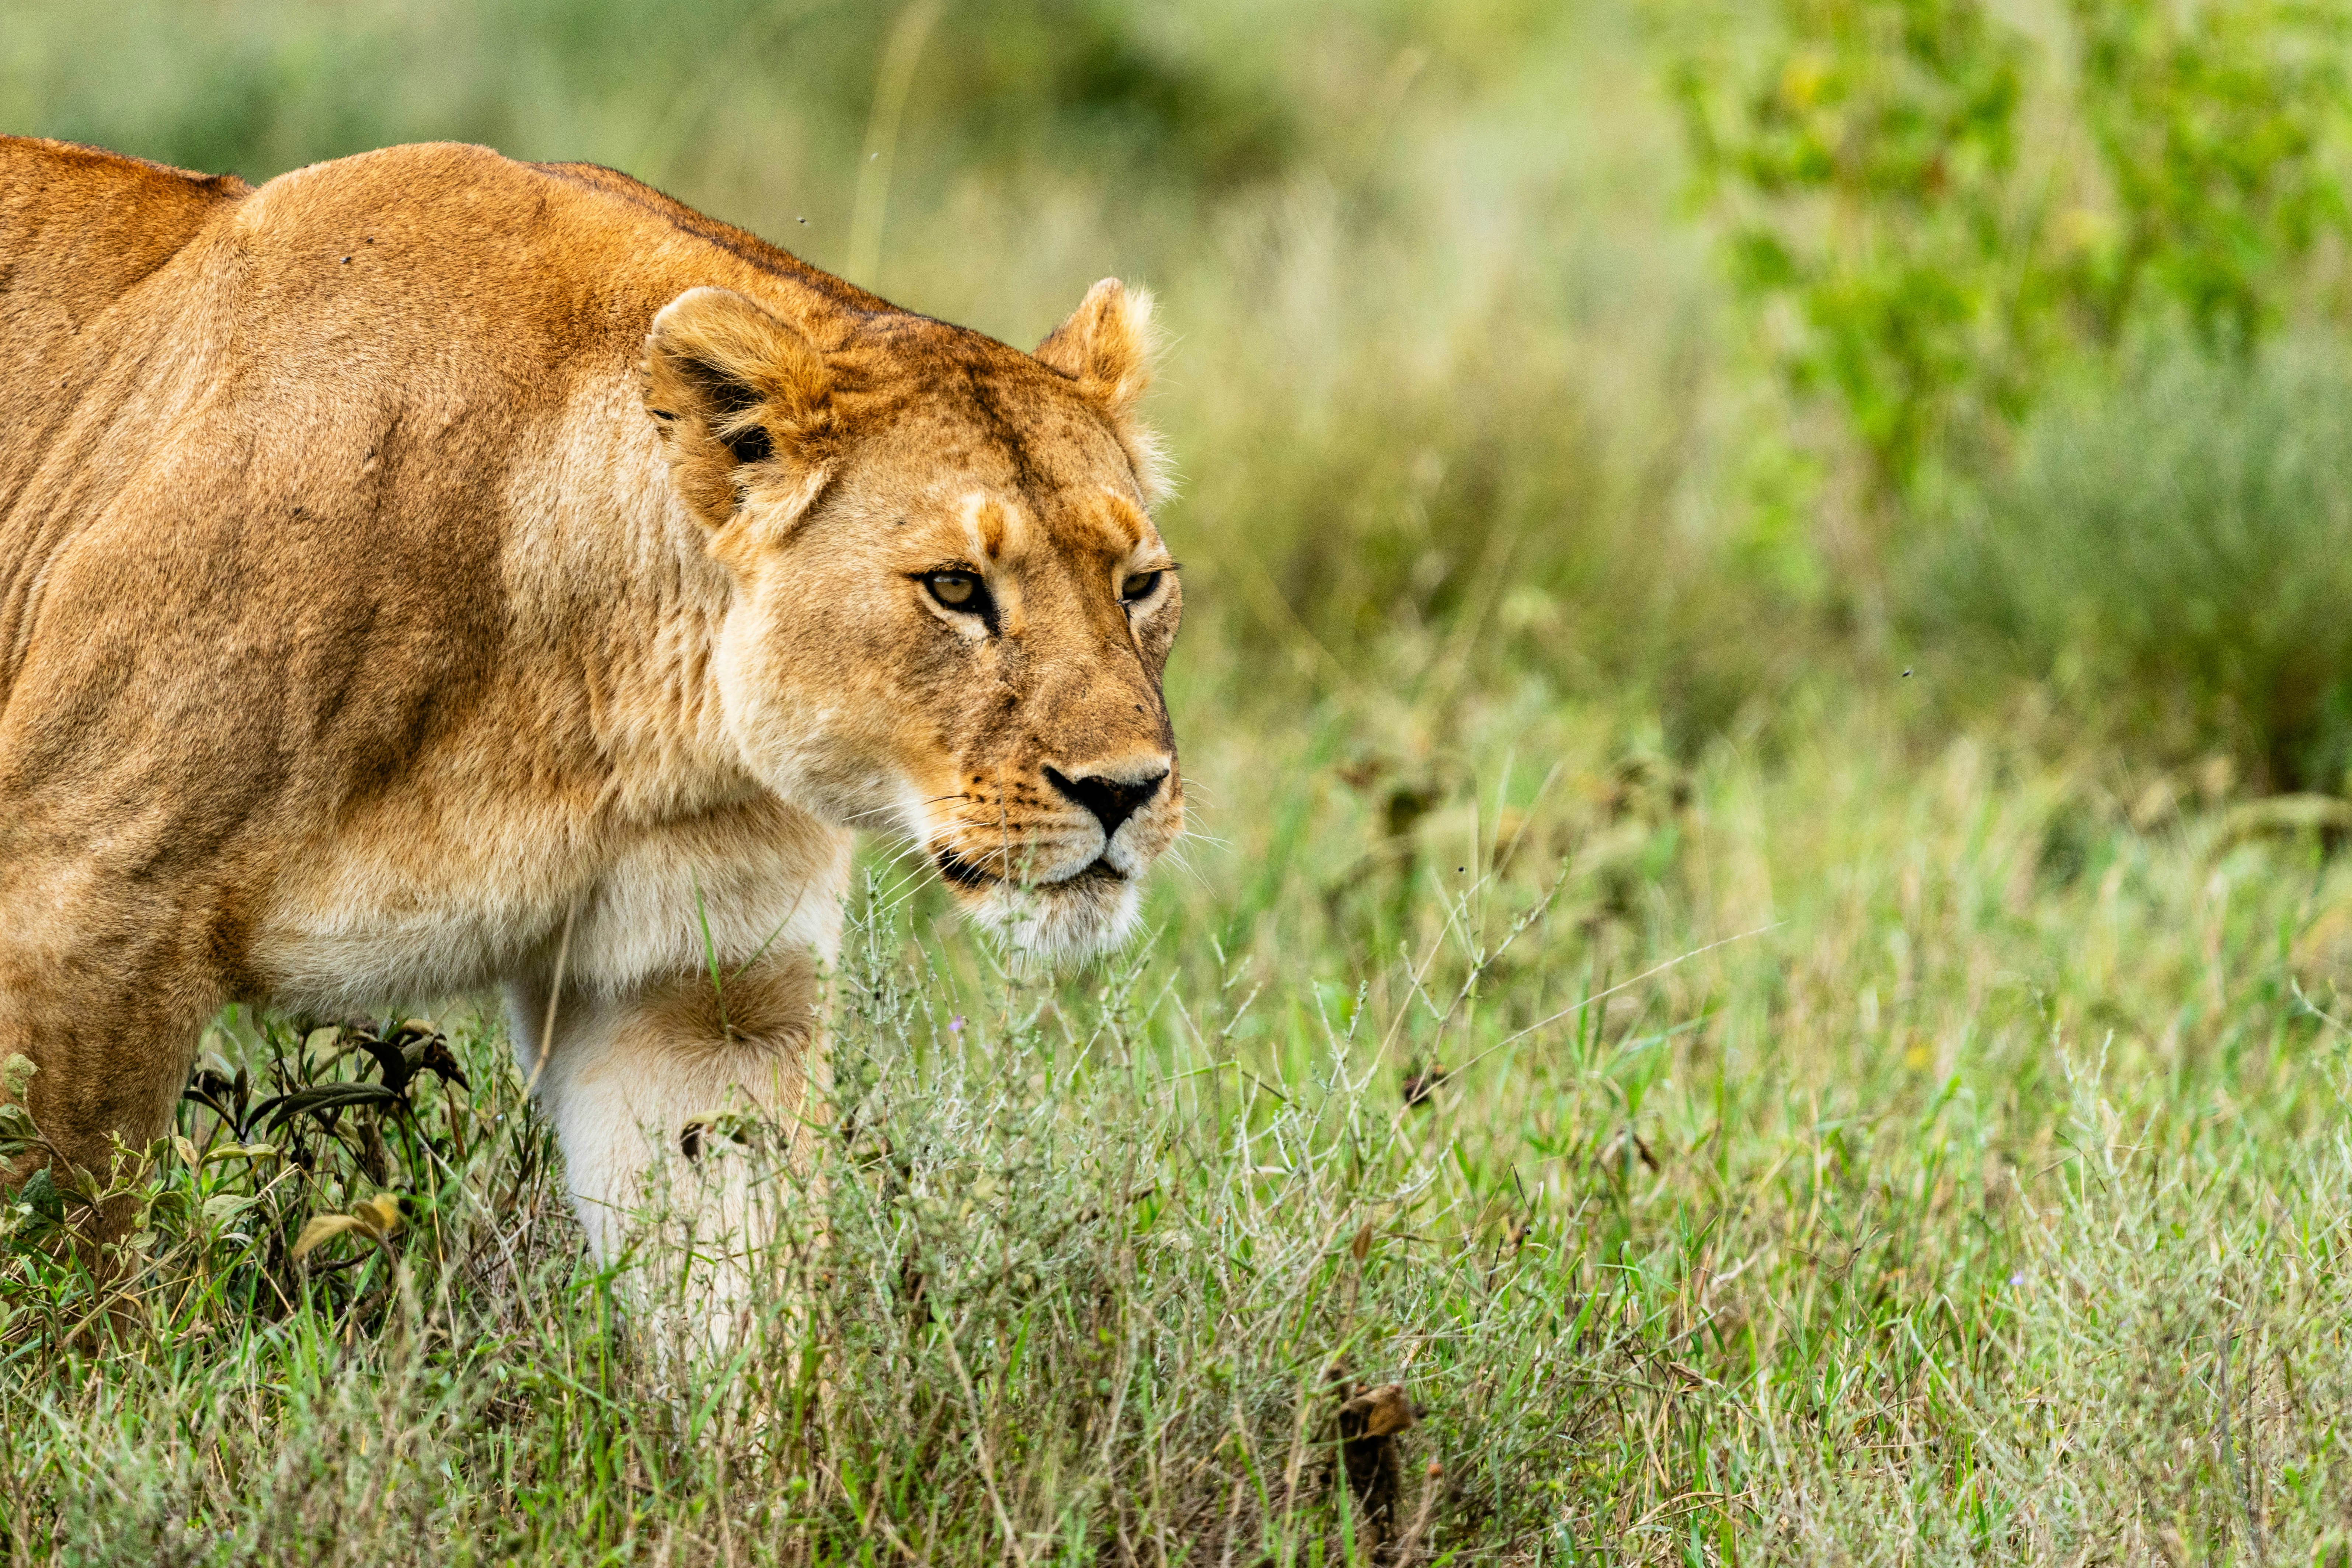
[0,138,1182,1282]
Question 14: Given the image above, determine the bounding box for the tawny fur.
[0,138,1183,1294]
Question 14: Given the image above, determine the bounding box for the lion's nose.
[1043,764,1168,841]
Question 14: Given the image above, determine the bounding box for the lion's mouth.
[933,850,1125,891]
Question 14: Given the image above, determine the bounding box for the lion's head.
[640,278,1182,961]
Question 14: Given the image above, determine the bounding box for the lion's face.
[641,279,1182,961]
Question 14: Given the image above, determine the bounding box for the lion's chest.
[249,793,852,1015]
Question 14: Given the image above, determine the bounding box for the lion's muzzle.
[923,750,1182,959]
[1041,763,1167,844]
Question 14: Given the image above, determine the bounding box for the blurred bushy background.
[2,0,1744,744]
[14,0,2344,789]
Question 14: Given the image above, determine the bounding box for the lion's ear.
[1037,278,1155,418]
[1036,278,1165,497]
[642,287,836,532]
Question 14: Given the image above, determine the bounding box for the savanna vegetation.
[7,1,2352,1561]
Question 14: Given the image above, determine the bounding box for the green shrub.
[1671,0,2031,502]
[1671,0,2352,509]
[2070,0,2352,352]
[1916,338,2352,791]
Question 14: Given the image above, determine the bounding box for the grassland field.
[6,1,2352,1563]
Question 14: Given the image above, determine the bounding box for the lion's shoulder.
[0,135,250,210]
[223,144,894,341]
[527,157,895,320]
[0,136,248,327]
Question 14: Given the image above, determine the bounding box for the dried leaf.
[1351,1221,1374,1263]
[1401,1061,1448,1107]
[1337,1382,1418,1553]
[1339,1383,1416,1440]
[292,1192,404,1261]
[292,1213,368,1261]
[404,1037,470,1092]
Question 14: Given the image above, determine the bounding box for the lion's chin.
[953,863,1144,967]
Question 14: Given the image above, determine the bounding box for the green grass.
[9,696,2352,1562]
[7,0,2352,1562]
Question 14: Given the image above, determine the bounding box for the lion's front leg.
[507,951,827,1337]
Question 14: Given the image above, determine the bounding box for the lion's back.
[0,138,917,785]
[0,137,248,346]
[0,140,246,514]
[0,141,692,706]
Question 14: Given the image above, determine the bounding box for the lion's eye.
[925,571,988,613]
[1120,571,1162,604]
